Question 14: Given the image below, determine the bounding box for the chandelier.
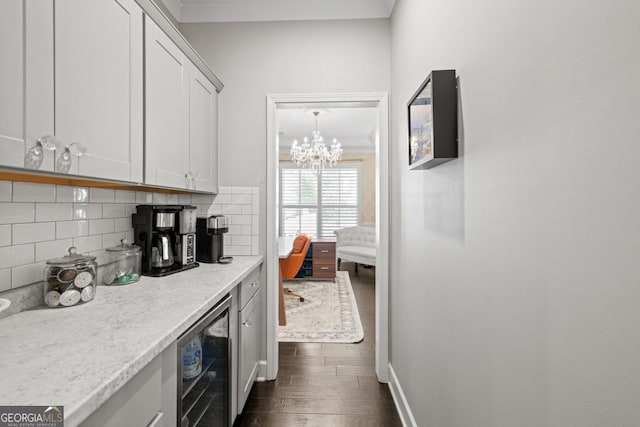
[289,110,343,172]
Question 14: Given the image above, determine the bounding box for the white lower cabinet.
[238,288,261,412]
[80,343,176,427]
[237,266,262,414]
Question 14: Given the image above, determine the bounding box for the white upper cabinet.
[0,0,54,171]
[144,16,189,189]
[145,16,219,192]
[188,65,218,193]
[54,0,143,181]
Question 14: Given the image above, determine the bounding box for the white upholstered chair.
[334,226,376,274]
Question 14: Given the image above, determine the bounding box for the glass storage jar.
[104,239,141,285]
[43,247,97,308]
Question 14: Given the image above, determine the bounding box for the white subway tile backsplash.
[136,191,152,203]
[231,194,252,205]
[36,203,73,222]
[36,239,73,262]
[12,222,55,244]
[102,204,126,218]
[115,190,136,203]
[0,244,34,269]
[232,215,251,225]
[55,186,89,202]
[89,218,115,235]
[0,225,11,246]
[152,193,167,204]
[0,203,35,224]
[0,181,261,291]
[12,262,45,288]
[72,235,102,254]
[90,188,115,203]
[0,181,11,202]
[55,185,74,202]
[0,269,10,292]
[232,235,251,246]
[213,194,232,204]
[192,194,214,204]
[114,218,132,232]
[73,204,102,220]
[56,220,88,239]
[103,232,127,248]
[13,182,55,202]
[221,205,242,215]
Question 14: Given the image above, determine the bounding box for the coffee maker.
[133,205,199,276]
[196,215,232,263]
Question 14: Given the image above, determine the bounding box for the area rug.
[278,271,364,343]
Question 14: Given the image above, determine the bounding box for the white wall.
[390,1,640,426]
[181,19,390,254]
[181,18,390,363]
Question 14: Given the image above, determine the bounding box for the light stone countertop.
[0,255,263,426]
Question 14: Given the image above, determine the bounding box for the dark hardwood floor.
[234,264,402,426]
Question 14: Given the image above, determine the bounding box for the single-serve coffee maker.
[196,215,232,263]
[133,205,199,276]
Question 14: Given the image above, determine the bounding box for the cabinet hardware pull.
[250,281,258,287]
[321,250,329,253]
[242,320,253,327]
[321,267,329,270]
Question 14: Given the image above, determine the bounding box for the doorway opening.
[265,93,390,382]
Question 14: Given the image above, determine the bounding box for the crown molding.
[160,0,395,23]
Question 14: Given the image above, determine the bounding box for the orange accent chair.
[279,234,312,302]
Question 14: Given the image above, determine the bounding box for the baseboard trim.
[256,360,268,382]
[388,364,418,427]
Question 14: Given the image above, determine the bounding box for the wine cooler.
[177,295,231,427]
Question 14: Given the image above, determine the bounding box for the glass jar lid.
[46,247,97,267]
[106,239,141,255]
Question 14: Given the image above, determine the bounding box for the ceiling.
[278,107,378,153]
[160,0,396,23]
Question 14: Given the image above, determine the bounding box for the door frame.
[265,92,390,382]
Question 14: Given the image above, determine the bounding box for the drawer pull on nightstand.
[321,267,329,270]
[320,250,329,253]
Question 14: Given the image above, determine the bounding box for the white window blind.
[280,165,359,238]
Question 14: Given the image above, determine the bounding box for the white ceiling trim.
[175,0,394,23]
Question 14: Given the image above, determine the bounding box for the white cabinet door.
[238,288,261,412]
[145,16,189,189]
[0,0,54,170]
[55,0,143,181]
[188,63,218,192]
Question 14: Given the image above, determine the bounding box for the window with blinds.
[280,165,360,238]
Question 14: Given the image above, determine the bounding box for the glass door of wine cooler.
[177,295,231,427]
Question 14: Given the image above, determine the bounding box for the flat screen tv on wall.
[407,69,458,169]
